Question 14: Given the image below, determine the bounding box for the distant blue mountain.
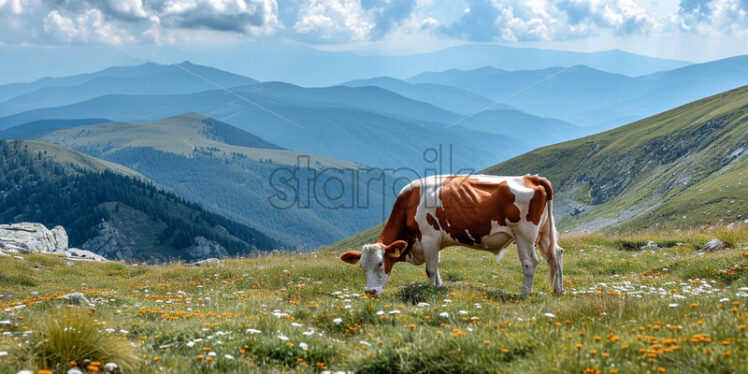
[343,76,513,115]
[0,82,568,171]
[0,62,258,116]
[408,55,748,128]
[141,43,691,86]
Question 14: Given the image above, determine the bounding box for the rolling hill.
[0,139,284,261]
[8,113,396,248]
[0,62,259,116]
[0,83,544,170]
[483,85,748,232]
[408,56,748,128]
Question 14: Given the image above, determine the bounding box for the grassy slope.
[483,85,748,233]
[12,140,143,178]
[0,227,746,373]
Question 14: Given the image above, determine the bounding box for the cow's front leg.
[424,250,442,286]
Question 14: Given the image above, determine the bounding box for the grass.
[0,224,746,373]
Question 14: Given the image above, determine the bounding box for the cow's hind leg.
[515,234,539,297]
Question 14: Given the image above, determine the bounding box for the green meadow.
[1,225,746,373]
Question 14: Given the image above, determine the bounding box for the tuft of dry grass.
[6,310,138,372]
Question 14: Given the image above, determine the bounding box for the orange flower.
[317,362,325,368]
[502,349,509,353]
[408,324,416,329]
[590,350,597,355]
[202,347,212,351]
[576,344,583,349]
[196,355,204,360]
[286,342,293,347]
[657,368,666,373]
[621,345,629,350]
[207,357,214,362]
[87,366,99,372]
[153,357,161,362]
[483,340,490,345]
[39,370,53,374]
[601,353,610,358]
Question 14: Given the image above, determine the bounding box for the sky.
[0,0,746,67]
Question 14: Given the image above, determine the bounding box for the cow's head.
[340,240,408,297]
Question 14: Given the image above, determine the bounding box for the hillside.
[409,56,748,128]
[0,140,283,261]
[483,85,748,232]
[12,114,392,248]
[0,62,258,116]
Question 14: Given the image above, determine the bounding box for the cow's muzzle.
[365,289,380,297]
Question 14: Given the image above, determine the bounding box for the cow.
[340,174,563,297]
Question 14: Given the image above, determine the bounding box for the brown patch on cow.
[425,213,440,231]
[523,175,553,225]
[375,186,423,274]
[434,176,521,246]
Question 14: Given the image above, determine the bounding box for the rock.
[0,223,69,255]
[185,236,228,260]
[700,239,726,251]
[61,292,94,307]
[640,241,660,250]
[67,248,106,262]
[81,221,134,260]
[193,258,224,267]
[0,222,109,261]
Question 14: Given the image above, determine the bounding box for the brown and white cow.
[340,174,563,297]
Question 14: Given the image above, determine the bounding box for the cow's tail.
[537,178,563,295]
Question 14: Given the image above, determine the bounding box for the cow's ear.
[384,240,408,258]
[340,251,361,264]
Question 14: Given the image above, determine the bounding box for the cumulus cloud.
[442,0,657,42]
[0,0,282,45]
[292,0,419,42]
[43,8,133,44]
[0,0,745,45]
[676,0,748,35]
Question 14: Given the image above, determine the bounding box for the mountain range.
[2,114,394,248]
[408,55,748,129]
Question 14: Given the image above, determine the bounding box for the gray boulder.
[700,239,726,251]
[0,222,109,261]
[0,223,68,255]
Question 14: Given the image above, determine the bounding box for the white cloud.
[43,8,133,44]
[675,0,748,36]
[293,0,375,41]
[0,0,745,46]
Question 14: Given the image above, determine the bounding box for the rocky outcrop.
[185,236,228,260]
[81,221,135,260]
[0,223,106,261]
